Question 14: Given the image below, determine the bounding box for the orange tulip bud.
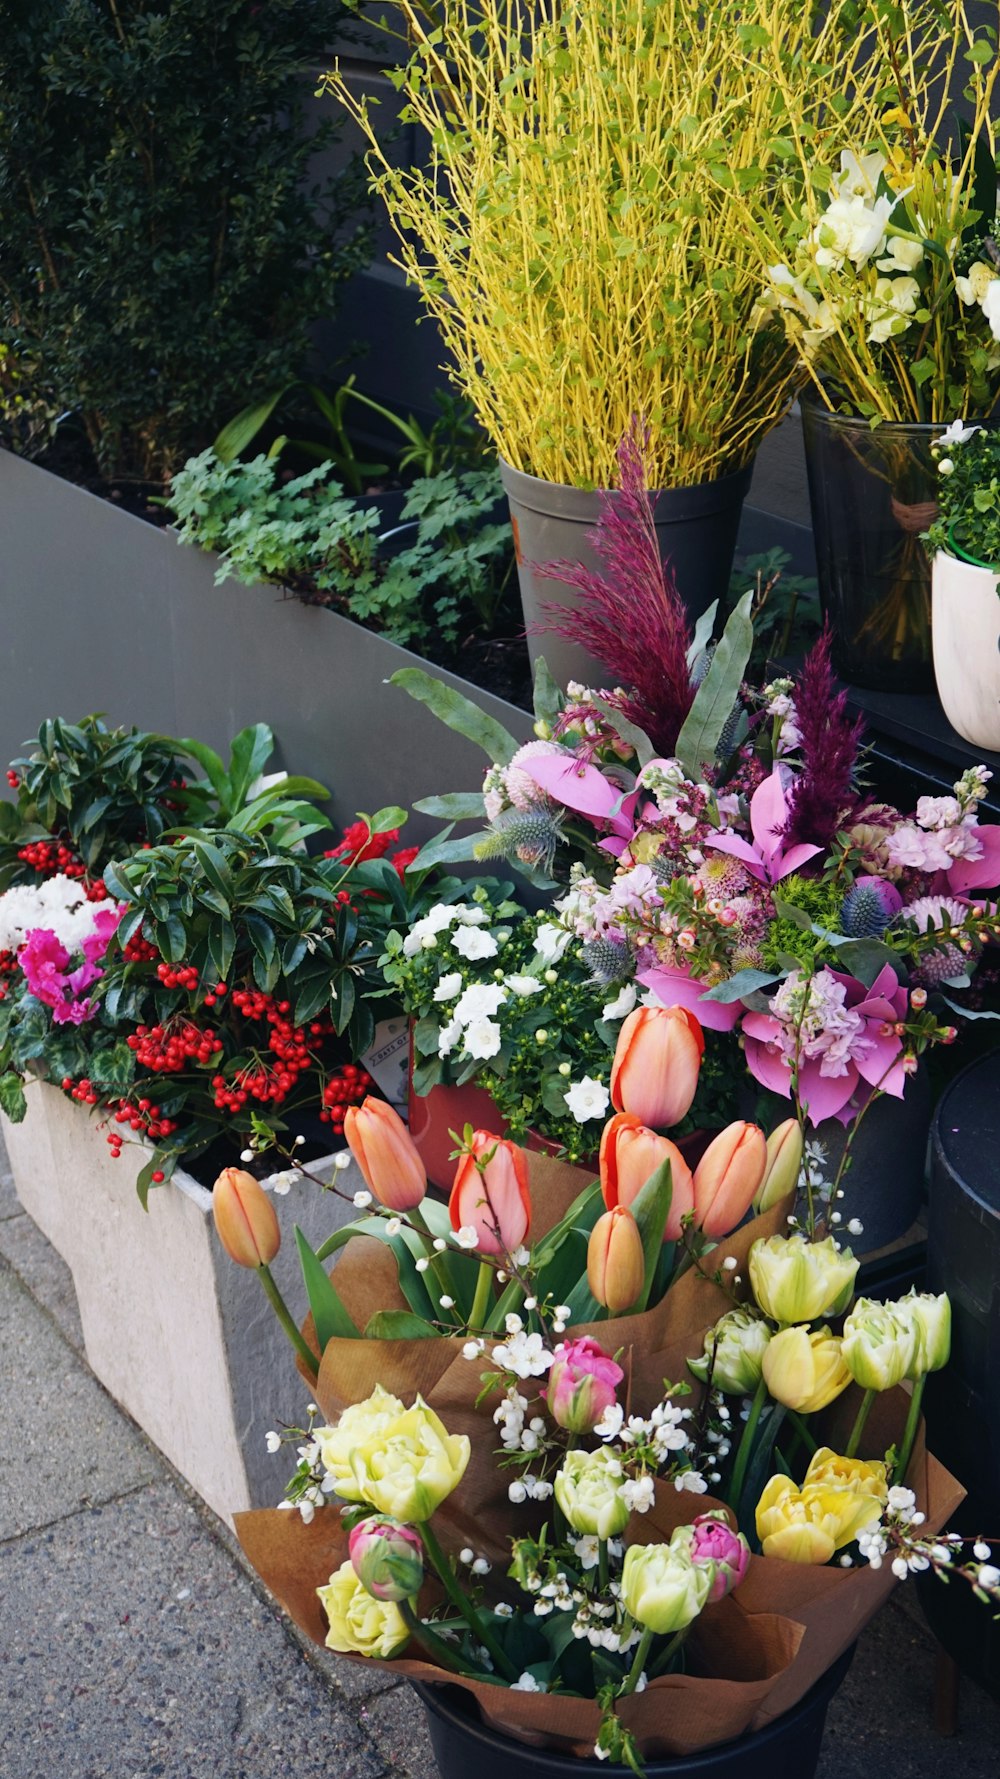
[610,1005,703,1129]
[588,1206,645,1313]
[599,1112,694,1241]
[344,1096,427,1212]
[449,1131,531,1256]
[213,1167,281,1268]
[692,1122,767,1239]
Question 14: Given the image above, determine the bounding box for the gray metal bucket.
[499,456,754,689]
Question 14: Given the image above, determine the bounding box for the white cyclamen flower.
[563,1076,611,1122]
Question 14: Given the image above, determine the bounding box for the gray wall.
[0,449,532,839]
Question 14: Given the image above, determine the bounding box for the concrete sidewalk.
[2,1147,1000,1779]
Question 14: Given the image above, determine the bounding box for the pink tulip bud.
[599,1112,694,1241]
[213,1167,280,1268]
[588,1206,645,1313]
[610,1005,704,1129]
[349,1517,424,1602]
[689,1512,750,1602]
[546,1336,624,1434]
[692,1121,767,1238]
[449,1131,531,1256]
[344,1096,427,1212]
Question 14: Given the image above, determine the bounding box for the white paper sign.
[360,1016,410,1109]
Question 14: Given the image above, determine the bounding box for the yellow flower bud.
[755,1119,804,1213]
[755,1474,882,1564]
[841,1297,917,1392]
[621,1540,711,1634]
[688,1308,772,1395]
[317,1559,409,1657]
[748,1233,858,1325]
[587,1206,645,1313]
[896,1289,951,1376]
[761,1325,852,1413]
[340,1396,471,1522]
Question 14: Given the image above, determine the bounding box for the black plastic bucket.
[499,457,754,690]
[413,1646,853,1779]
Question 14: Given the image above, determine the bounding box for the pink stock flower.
[546,1337,624,1434]
[741,964,909,1125]
[688,1513,750,1602]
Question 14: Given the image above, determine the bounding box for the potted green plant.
[738,0,1000,691]
[925,422,1000,747]
[324,0,860,685]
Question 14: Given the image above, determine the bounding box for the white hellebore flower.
[451,926,499,961]
[831,148,886,201]
[876,236,924,274]
[866,276,920,344]
[563,1076,611,1122]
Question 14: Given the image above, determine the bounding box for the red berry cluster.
[64,1075,99,1105]
[123,933,159,963]
[6,770,19,789]
[103,1097,180,1158]
[157,961,200,992]
[209,988,334,1113]
[85,879,110,902]
[0,949,17,1002]
[126,1019,224,1071]
[320,1063,373,1132]
[17,839,86,879]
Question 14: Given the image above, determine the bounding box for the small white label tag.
[360,1016,410,1108]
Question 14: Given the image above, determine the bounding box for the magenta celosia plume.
[782,625,864,850]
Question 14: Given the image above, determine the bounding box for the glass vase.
[800,395,939,692]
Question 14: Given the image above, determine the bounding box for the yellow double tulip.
[339,1396,471,1522]
[761,1325,852,1413]
[318,1559,409,1657]
[756,1447,887,1564]
[748,1233,858,1325]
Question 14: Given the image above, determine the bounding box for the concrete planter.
[3,1079,358,1523]
[0,447,532,841]
[932,548,1000,751]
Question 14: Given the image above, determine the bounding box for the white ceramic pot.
[2,1080,359,1523]
[931,548,1000,749]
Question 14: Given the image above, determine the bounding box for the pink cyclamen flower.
[689,1513,751,1601]
[19,927,71,1003]
[545,1337,624,1434]
[81,904,124,965]
[741,964,908,1125]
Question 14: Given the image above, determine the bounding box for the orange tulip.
[213,1167,281,1268]
[344,1096,427,1212]
[588,1206,645,1313]
[610,1005,703,1129]
[599,1112,694,1241]
[692,1122,767,1239]
[449,1131,531,1255]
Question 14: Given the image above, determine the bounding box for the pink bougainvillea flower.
[703,768,821,885]
[741,964,909,1126]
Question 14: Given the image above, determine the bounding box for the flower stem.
[420,1520,518,1681]
[728,1375,768,1510]
[470,1259,493,1331]
[598,1538,610,1594]
[258,1262,319,1378]
[785,1409,819,1457]
[398,1598,468,1674]
[646,1625,689,1680]
[895,1373,926,1485]
[845,1388,877,1460]
[622,1625,654,1695]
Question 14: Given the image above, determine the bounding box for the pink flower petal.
[947,827,1000,894]
[702,832,766,882]
[743,1035,794,1098]
[518,754,635,836]
[796,1063,857,1126]
[636,964,742,1032]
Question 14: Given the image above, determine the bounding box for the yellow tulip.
[621,1541,712,1634]
[316,1385,405,1493]
[755,1474,882,1564]
[748,1233,858,1325]
[554,1448,629,1539]
[342,1396,471,1523]
[841,1297,917,1392]
[804,1447,888,1505]
[317,1559,409,1657]
[754,1119,804,1213]
[761,1325,852,1413]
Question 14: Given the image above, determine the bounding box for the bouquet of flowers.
[218,1013,993,1772]
[390,434,1000,1217]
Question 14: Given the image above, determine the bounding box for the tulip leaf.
[531,1180,602,1268]
[631,1159,674,1313]
[736,1401,787,1537]
[364,1310,439,1340]
[313,1215,437,1322]
[295,1227,360,1345]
